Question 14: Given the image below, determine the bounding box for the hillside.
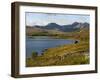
[26,22,89,36]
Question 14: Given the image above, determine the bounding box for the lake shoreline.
[26,35,79,58]
[26,41,89,67]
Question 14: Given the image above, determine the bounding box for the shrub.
[31,51,38,59]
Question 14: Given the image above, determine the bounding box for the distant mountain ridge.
[27,22,89,32]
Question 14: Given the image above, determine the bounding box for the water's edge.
[26,36,79,58]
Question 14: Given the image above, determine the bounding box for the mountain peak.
[45,23,61,29]
[72,22,79,26]
[47,23,60,26]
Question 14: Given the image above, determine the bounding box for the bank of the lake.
[26,41,89,67]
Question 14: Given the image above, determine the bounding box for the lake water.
[26,36,75,58]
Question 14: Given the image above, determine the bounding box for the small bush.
[31,51,38,59]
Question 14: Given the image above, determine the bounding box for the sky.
[26,12,90,26]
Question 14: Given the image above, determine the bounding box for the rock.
[74,40,78,44]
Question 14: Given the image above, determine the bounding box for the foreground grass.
[26,42,89,67]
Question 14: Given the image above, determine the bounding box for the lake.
[26,36,75,58]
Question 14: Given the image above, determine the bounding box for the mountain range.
[27,22,89,32]
[26,22,89,36]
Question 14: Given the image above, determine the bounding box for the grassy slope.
[26,28,89,67]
